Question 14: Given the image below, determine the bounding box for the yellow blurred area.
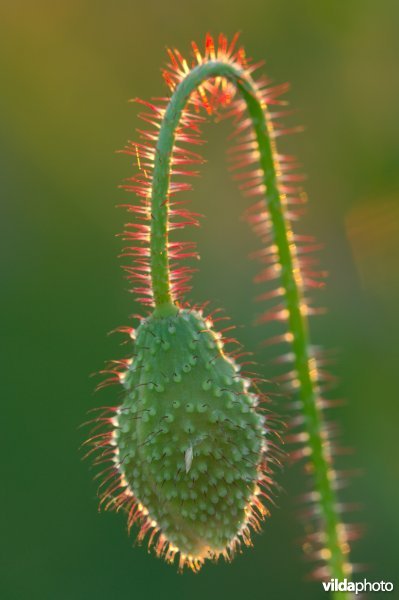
[346,198,399,300]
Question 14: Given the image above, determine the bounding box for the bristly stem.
[150,59,350,595]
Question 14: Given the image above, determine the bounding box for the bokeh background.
[1,1,398,598]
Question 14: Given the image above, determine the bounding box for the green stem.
[150,60,350,595]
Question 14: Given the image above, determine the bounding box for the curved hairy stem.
[150,59,350,596]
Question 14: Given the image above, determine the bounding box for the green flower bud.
[93,308,271,571]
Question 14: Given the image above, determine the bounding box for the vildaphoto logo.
[322,579,394,594]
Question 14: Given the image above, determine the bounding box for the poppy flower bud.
[111,308,269,570]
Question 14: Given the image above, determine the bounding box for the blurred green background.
[1,1,398,598]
